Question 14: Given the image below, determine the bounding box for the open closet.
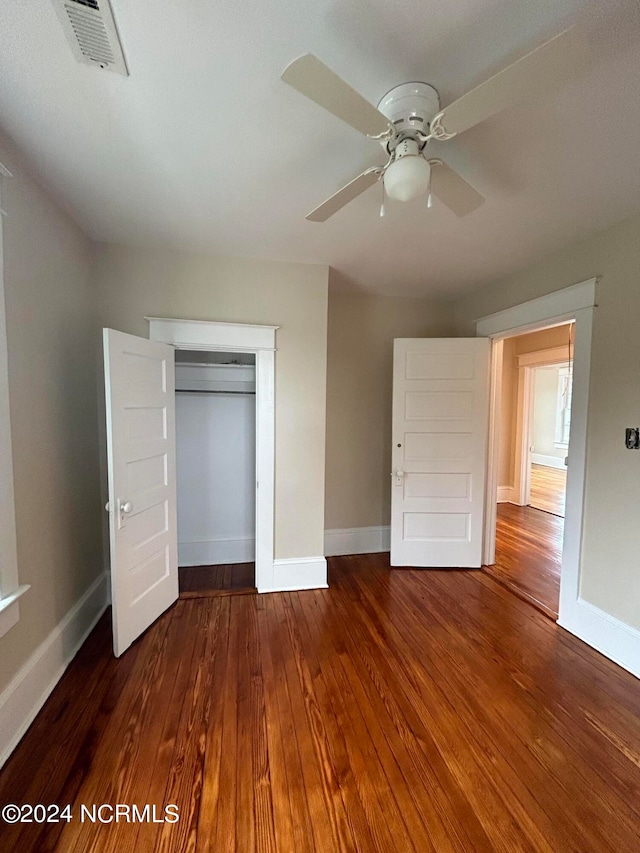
[175,350,256,596]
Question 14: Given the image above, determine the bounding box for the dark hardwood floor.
[2,554,640,851]
[179,561,255,598]
[485,502,562,619]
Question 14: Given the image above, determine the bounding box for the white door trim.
[476,278,597,337]
[146,317,278,352]
[477,278,597,632]
[147,318,277,593]
[513,364,534,506]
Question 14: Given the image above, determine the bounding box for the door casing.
[147,317,277,593]
[477,277,597,629]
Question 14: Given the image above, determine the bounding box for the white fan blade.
[438,27,585,136]
[306,169,381,221]
[282,54,391,137]
[430,161,485,217]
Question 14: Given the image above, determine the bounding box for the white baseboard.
[178,536,255,566]
[531,454,567,469]
[496,486,514,503]
[0,571,109,769]
[324,526,390,556]
[258,556,327,593]
[558,598,640,681]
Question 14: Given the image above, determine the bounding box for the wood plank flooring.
[529,463,567,516]
[2,559,640,852]
[179,562,255,598]
[484,502,562,619]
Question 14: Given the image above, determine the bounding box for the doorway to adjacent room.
[487,322,574,618]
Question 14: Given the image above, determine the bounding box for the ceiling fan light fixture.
[383,139,431,202]
[284,30,579,220]
[383,155,431,202]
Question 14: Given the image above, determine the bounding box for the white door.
[103,329,178,656]
[391,338,490,568]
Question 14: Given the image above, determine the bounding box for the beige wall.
[498,337,518,488]
[0,138,103,693]
[93,244,329,560]
[452,212,640,631]
[324,289,452,530]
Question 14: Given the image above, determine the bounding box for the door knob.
[393,469,405,486]
[117,500,133,529]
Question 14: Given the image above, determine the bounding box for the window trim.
[554,364,573,448]
[0,161,29,638]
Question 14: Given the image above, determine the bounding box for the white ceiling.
[1,0,639,298]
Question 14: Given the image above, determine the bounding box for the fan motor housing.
[377,82,440,150]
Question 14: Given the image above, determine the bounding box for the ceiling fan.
[281,27,583,221]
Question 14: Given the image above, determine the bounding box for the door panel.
[391,338,490,567]
[103,329,178,656]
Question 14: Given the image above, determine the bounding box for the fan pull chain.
[380,180,386,218]
[427,170,433,209]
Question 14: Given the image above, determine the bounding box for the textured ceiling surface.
[1,0,639,297]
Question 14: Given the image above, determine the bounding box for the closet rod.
[174,362,254,368]
[175,389,255,395]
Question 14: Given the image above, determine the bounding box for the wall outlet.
[625,427,640,449]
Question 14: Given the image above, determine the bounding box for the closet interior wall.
[174,350,256,567]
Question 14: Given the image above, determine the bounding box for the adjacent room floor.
[484,463,566,619]
[1,556,639,852]
[484,503,562,619]
[529,463,567,517]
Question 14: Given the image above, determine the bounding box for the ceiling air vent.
[51,0,129,75]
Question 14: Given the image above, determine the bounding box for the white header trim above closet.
[146,317,278,352]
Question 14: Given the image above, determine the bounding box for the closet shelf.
[175,389,255,395]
